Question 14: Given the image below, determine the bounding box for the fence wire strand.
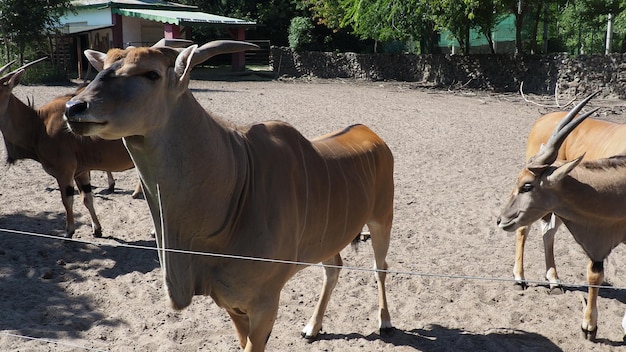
[0,331,107,352]
[1,225,626,350]
[1,227,624,291]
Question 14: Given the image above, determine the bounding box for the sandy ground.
[2,77,626,351]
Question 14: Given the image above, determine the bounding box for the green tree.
[340,0,422,41]
[614,4,626,52]
[428,0,474,54]
[288,16,314,50]
[180,0,626,55]
[554,0,626,54]
[179,0,300,47]
[301,0,345,29]
[0,0,73,63]
[469,0,507,53]
[500,0,561,54]
[303,0,433,52]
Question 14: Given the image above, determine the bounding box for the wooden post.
[229,27,246,72]
[112,13,124,48]
[76,37,83,80]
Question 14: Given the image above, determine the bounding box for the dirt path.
[1,79,626,351]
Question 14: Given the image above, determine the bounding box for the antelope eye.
[143,71,160,81]
[520,183,533,193]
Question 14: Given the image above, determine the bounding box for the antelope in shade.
[63,40,395,352]
[497,92,626,340]
[0,60,140,238]
[515,110,626,291]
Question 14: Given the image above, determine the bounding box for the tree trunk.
[0,24,10,63]
[464,24,470,54]
[542,6,549,53]
[606,13,614,54]
[486,29,496,54]
[529,4,543,54]
[515,12,523,54]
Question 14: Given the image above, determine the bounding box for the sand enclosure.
[2,78,626,351]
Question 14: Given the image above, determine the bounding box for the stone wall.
[270,47,626,99]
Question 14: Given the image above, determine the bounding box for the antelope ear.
[174,44,198,82]
[546,154,584,185]
[84,50,107,72]
[527,164,548,176]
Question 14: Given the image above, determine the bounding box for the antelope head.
[497,92,600,232]
[0,57,47,112]
[63,40,258,140]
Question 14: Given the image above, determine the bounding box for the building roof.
[71,0,256,27]
[57,23,113,35]
[112,8,256,26]
[72,0,196,10]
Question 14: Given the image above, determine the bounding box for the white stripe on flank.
[320,140,349,238]
[296,138,309,239]
[321,156,331,243]
[157,183,167,283]
[349,143,372,205]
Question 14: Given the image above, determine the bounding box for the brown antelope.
[515,110,626,291]
[0,60,140,238]
[63,40,395,351]
[497,92,626,341]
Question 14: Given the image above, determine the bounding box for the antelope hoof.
[300,332,317,341]
[514,281,528,291]
[549,285,565,295]
[63,230,75,239]
[131,191,141,199]
[301,325,321,341]
[581,326,598,341]
[93,229,102,238]
[104,185,115,194]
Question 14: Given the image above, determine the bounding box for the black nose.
[65,100,88,119]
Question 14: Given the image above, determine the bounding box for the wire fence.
[0,331,107,352]
[1,225,625,350]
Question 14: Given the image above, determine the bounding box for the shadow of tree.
[0,212,159,340]
[2,211,625,349]
[91,238,159,279]
[312,324,565,351]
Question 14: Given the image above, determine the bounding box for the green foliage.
[288,17,314,50]
[468,0,508,53]
[20,61,68,85]
[554,0,626,54]
[0,0,73,59]
[304,0,425,42]
[0,44,68,83]
[2,0,621,60]
[428,0,474,53]
[299,0,626,54]
[179,0,301,47]
[298,0,345,29]
[301,0,432,52]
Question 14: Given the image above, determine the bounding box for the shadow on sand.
[0,211,159,340]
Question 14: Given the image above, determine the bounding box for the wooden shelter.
[56,0,257,77]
